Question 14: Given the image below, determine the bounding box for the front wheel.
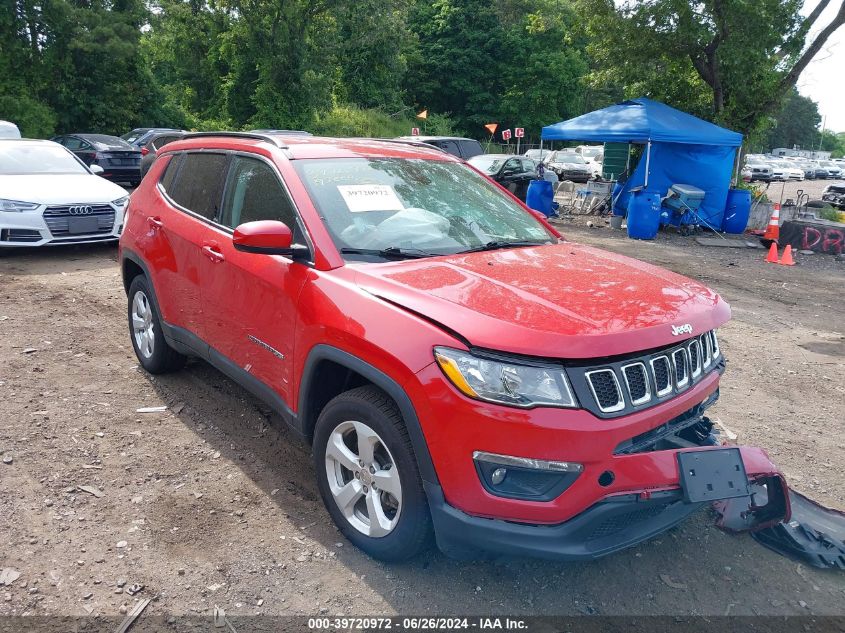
[313,386,432,561]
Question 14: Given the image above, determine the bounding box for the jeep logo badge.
[671,323,693,336]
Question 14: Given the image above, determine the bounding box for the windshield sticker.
[338,184,404,212]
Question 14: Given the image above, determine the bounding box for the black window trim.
[156,149,315,264]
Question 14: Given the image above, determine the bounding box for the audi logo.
[68,205,94,215]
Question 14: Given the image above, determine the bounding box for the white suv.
[0,139,128,248]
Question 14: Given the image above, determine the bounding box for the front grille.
[587,504,669,541]
[565,329,724,418]
[43,204,115,237]
[622,363,650,405]
[585,369,623,413]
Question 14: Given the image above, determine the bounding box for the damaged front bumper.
[427,446,790,561]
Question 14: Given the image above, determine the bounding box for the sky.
[797,1,845,133]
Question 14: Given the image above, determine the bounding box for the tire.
[313,385,433,561]
[127,275,186,374]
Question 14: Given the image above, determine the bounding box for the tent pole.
[733,143,742,186]
[644,140,652,188]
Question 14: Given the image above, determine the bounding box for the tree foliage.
[0,0,841,143]
[763,88,822,151]
[578,0,845,136]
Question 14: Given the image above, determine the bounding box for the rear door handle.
[202,244,225,263]
[148,216,163,229]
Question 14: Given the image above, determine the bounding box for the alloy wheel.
[324,420,402,537]
[131,290,155,359]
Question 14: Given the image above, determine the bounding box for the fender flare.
[298,344,439,486]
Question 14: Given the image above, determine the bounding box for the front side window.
[219,156,297,230]
[0,143,88,175]
[167,152,228,220]
[292,158,554,258]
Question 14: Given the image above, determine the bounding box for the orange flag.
[484,123,498,135]
[416,109,428,119]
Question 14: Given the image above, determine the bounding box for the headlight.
[112,196,129,208]
[0,199,39,212]
[434,347,577,409]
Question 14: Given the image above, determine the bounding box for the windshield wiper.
[456,240,549,254]
[340,247,435,260]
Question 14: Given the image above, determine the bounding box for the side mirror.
[233,220,308,258]
[90,164,104,175]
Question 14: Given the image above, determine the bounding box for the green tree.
[764,89,822,151]
[579,0,845,136]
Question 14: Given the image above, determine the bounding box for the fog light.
[473,451,583,501]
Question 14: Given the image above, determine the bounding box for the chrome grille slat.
[622,362,651,406]
[585,369,624,413]
[672,348,689,389]
[688,339,702,378]
[650,356,672,397]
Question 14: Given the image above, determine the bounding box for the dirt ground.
[1,226,844,620]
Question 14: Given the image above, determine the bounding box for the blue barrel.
[626,190,662,240]
[722,188,752,234]
[526,180,554,217]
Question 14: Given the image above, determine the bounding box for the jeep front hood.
[353,242,730,359]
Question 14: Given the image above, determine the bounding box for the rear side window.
[219,156,297,230]
[167,152,228,220]
[434,140,461,157]
[159,153,183,192]
[458,140,483,159]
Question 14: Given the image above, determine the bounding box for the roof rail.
[181,131,288,148]
[365,138,448,153]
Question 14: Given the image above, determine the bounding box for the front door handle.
[148,216,163,229]
[202,244,225,263]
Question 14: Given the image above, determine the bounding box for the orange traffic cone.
[763,204,781,242]
[780,244,795,266]
[765,242,779,264]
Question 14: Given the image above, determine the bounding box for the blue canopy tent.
[541,98,743,230]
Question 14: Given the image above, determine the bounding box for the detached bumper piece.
[752,490,845,570]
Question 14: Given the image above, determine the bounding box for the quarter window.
[167,152,228,220]
[219,156,297,230]
[159,153,183,193]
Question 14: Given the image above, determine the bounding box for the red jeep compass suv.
[119,132,788,561]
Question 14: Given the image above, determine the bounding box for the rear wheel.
[313,386,432,561]
[127,275,186,374]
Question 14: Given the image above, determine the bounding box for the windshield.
[580,147,601,159]
[467,155,508,174]
[550,152,584,164]
[293,158,554,259]
[0,143,88,175]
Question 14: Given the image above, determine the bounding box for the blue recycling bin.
[526,180,555,217]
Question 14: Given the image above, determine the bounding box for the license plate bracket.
[677,448,749,503]
[68,216,100,234]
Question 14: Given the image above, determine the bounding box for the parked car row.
[742,153,843,182]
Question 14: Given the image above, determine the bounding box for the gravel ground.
[1,235,844,620]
